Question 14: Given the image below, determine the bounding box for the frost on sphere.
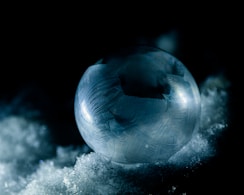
[74,46,201,164]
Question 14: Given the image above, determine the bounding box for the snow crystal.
[0,74,230,194]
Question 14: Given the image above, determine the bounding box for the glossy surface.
[74,46,201,164]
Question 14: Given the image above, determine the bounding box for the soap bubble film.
[74,46,201,164]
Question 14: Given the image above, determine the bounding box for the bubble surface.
[74,46,201,164]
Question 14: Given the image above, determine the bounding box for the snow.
[0,74,229,194]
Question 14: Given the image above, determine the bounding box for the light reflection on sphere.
[74,46,201,164]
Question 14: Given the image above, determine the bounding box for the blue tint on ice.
[74,46,201,164]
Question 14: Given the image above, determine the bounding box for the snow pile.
[0,74,230,194]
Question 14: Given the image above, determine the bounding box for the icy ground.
[0,74,230,194]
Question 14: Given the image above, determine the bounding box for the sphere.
[74,46,201,164]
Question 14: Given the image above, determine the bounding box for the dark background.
[1,5,242,194]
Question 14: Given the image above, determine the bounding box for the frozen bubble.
[74,46,201,164]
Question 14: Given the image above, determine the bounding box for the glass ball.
[74,46,201,164]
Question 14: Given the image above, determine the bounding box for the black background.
[1,4,242,194]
